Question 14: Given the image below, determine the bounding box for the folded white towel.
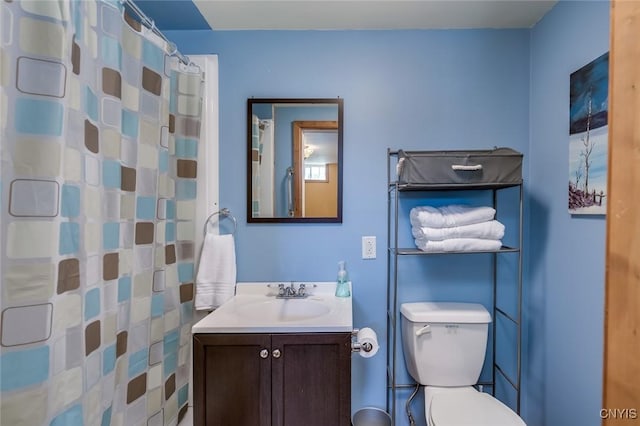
[410,205,496,228]
[195,233,237,311]
[414,238,503,253]
[412,220,505,241]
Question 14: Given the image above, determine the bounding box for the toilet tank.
[400,302,491,387]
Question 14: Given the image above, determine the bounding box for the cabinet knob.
[272,349,281,359]
[260,349,269,359]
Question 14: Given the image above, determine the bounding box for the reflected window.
[305,164,328,181]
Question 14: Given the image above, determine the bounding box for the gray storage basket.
[397,147,523,188]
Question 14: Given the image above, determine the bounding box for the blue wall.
[526,2,609,426]
[166,2,609,423]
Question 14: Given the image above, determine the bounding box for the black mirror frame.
[247,98,343,223]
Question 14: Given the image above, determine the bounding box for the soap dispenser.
[335,261,351,297]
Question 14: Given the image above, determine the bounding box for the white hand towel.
[195,233,237,310]
[412,220,505,241]
[414,238,503,253]
[410,205,496,228]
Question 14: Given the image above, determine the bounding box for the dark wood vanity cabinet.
[193,332,352,426]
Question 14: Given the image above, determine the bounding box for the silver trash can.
[352,407,392,426]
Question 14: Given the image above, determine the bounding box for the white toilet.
[400,302,526,426]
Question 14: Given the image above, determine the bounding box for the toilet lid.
[430,392,525,426]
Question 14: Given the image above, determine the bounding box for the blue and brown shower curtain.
[0,1,203,425]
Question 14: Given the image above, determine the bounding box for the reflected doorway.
[292,121,338,218]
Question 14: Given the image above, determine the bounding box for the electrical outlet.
[362,236,376,259]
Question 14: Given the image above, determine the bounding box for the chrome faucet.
[276,283,308,299]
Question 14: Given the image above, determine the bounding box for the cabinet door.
[271,333,351,426]
[193,334,272,426]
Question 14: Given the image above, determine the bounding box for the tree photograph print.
[569,52,609,215]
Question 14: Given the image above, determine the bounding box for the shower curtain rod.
[121,0,194,67]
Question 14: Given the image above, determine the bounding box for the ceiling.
[133,0,557,31]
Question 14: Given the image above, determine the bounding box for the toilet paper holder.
[351,328,374,354]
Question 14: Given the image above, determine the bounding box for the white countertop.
[192,282,353,334]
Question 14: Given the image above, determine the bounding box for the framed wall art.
[569,52,609,215]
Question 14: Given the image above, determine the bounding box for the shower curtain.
[258,119,274,217]
[251,114,263,217]
[250,116,275,218]
[0,1,203,425]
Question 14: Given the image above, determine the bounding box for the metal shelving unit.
[386,149,523,425]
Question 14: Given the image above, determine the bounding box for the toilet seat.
[429,391,525,426]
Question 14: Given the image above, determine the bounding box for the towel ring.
[203,208,237,236]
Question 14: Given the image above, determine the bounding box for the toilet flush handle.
[415,325,431,337]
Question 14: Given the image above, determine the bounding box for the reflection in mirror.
[248,98,343,223]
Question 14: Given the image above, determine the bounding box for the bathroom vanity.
[192,283,353,426]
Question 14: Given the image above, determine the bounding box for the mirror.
[247,98,343,223]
